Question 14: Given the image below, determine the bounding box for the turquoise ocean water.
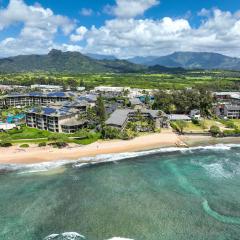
[0,144,240,240]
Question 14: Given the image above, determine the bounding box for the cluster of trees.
[153,88,214,116]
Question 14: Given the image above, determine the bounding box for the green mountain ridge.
[0,49,146,73]
[128,52,240,70]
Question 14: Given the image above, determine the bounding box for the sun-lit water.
[0,145,240,240]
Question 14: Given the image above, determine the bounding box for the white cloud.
[1,1,240,59]
[70,26,88,42]
[78,8,240,58]
[106,0,160,19]
[80,8,93,17]
[0,0,75,57]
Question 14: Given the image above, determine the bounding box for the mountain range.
[0,50,240,73]
[0,49,145,74]
[127,52,240,70]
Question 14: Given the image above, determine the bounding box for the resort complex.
[0,82,240,148]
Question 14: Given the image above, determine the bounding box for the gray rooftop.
[168,114,191,121]
[106,109,132,127]
[224,105,240,111]
[61,119,87,127]
[130,98,143,105]
[106,109,165,127]
[27,106,79,117]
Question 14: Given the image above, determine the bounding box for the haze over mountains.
[127,52,240,70]
[0,50,240,73]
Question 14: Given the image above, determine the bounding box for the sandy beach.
[1,129,240,165]
[0,130,183,164]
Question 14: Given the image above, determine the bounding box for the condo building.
[0,92,76,108]
[26,106,87,133]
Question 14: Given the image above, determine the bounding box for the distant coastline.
[1,130,240,165]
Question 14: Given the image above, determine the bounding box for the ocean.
[0,144,240,240]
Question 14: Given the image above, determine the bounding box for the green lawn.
[2,126,52,140]
[183,119,226,133]
[231,119,240,128]
[0,126,101,145]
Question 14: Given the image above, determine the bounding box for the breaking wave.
[43,233,133,240]
[44,232,85,240]
[73,144,240,168]
[106,238,134,240]
[0,160,73,174]
[1,143,240,174]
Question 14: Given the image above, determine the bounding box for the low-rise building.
[129,98,144,109]
[168,114,191,121]
[106,109,169,130]
[190,109,201,120]
[0,123,17,131]
[31,84,63,92]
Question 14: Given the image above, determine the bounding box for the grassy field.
[0,126,101,145]
[1,70,240,90]
[183,119,229,133]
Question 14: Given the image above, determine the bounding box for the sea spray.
[167,162,240,225]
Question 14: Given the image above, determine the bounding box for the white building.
[0,123,17,131]
[31,84,63,92]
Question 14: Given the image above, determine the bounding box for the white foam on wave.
[106,238,134,240]
[201,162,233,179]
[73,144,240,168]
[44,232,85,240]
[1,143,240,174]
[0,160,74,174]
[44,234,59,240]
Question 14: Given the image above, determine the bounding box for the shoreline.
[0,130,240,165]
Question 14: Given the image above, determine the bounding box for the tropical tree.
[96,95,106,125]
[176,120,187,134]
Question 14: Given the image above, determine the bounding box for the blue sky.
[0,0,240,58]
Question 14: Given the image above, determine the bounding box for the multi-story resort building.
[223,105,240,119]
[214,92,240,105]
[0,92,76,108]
[214,92,240,118]
[26,106,88,133]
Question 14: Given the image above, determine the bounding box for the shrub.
[20,144,29,148]
[55,141,68,148]
[101,127,121,139]
[223,128,240,137]
[209,125,221,137]
[38,142,47,147]
[225,121,237,129]
[192,119,200,125]
[0,142,12,147]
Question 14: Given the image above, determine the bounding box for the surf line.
[167,162,240,225]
